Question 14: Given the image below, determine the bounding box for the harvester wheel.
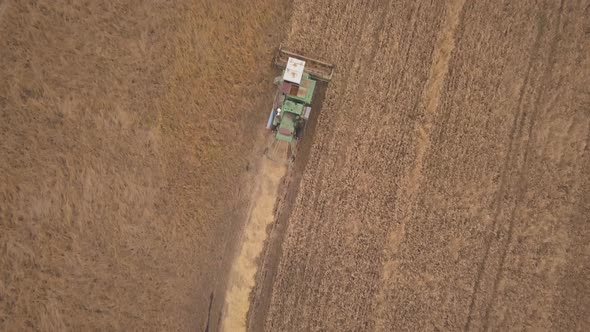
[295,125,305,140]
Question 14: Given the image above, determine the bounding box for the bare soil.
[257,0,590,331]
[0,0,290,331]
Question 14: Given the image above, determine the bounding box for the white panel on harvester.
[283,57,305,84]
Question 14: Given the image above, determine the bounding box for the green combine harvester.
[265,47,334,163]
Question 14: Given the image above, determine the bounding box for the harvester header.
[273,46,335,82]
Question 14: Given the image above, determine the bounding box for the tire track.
[204,292,214,332]
[481,3,564,329]
[463,4,546,330]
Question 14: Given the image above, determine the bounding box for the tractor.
[265,47,334,164]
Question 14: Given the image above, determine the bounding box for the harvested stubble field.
[257,0,590,331]
[0,0,289,331]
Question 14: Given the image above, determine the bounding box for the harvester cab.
[265,47,334,164]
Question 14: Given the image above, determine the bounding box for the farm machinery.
[265,47,334,164]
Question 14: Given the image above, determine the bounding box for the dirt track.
[257,0,590,331]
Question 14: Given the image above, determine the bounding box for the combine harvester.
[265,47,334,164]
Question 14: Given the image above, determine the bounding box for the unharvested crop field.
[0,0,289,330]
[257,0,590,331]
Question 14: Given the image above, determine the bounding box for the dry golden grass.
[0,0,288,330]
[262,0,589,331]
